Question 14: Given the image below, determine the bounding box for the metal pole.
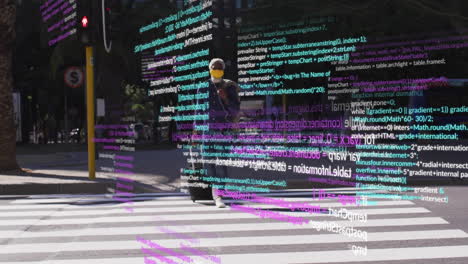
[64,88,69,144]
[282,94,287,137]
[86,46,96,180]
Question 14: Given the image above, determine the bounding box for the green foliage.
[123,81,153,122]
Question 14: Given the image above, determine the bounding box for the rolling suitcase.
[187,169,213,202]
[187,146,213,202]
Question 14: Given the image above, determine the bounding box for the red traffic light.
[81,16,89,28]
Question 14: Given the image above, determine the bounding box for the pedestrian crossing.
[0,188,467,263]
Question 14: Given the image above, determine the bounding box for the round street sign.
[64,67,84,88]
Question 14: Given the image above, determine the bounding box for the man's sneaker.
[215,197,226,208]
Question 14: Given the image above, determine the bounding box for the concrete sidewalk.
[0,168,180,195]
[2,143,182,195]
[4,146,314,195]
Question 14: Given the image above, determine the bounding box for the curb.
[0,181,177,196]
[0,182,114,195]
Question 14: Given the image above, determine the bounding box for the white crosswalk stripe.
[0,188,467,263]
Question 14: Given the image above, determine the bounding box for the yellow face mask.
[210,69,224,79]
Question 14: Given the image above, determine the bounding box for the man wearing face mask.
[192,58,241,208]
[208,58,241,123]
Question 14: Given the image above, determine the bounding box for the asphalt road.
[0,187,467,264]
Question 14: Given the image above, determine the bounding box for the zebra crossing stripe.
[0,200,415,218]
[8,188,387,205]
[0,217,449,240]
[2,245,468,264]
[0,206,431,226]
[0,198,414,213]
[0,229,466,254]
[217,245,468,264]
[17,188,370,201]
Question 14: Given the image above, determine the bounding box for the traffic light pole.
[86,46,96,180]
[102,0,112,53]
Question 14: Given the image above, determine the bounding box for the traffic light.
[104,0,122,41]
[81,16,89,28]
[77,0,95,45]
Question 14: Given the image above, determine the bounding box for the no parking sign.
[64,67,84,88]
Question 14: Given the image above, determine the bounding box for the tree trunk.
[0,0,19,171]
